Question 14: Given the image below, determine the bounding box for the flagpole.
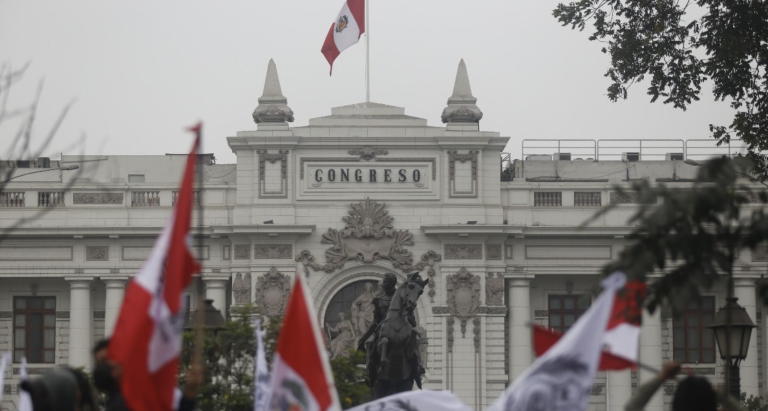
[192,123,205,371]
[365,0,370,103]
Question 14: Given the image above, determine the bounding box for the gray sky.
[0,0,735,164]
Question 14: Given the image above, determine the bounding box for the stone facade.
[0,59,766,411]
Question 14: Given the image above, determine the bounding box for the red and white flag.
[533,280,646,370]
[489,272,627,411]
[321,0,365,75]
[266,265,340,411]
[109,124,202,411]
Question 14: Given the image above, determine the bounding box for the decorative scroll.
[486,244,502,260]
[444,244,483,259]
[254,244,293,259]
[254,267,292,316]
[86,246,108,261]
[73,193,124,205]
[348,146,388,161]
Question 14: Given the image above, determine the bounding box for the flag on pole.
[108,126,202,411]
[533,280,646,370]
[253,319,271,411]
[0,352,9,402]
[321,0,365,75]
[489,272,627,411]
[266,264,340,411]
[347,390,471,411]
[19,357,32,411]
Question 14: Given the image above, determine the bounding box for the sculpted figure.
[325,312,356,359]
[351,282,376,340]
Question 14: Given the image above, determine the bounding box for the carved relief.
[86,246,109,261]
[447,150,479,199]
[591,384,605,396]
[297,199,423,274]
[348,146,388,161]
[486,244,502,260]
[256,150,288,199]
[415,325,429,369]
[446,268,481,336]
[485,272,504,305]
[234,244,251,260]
[753,245,768,262]
[472,317,481,353]
[444,244,482,259]
[233,273,252,305]
[73,193,124,205]
[254,267,292,316]
[93,311,105,319]
[420,250,442,303]
[254,244,293,259]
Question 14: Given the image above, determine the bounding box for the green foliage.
[330,349,371,409]
[588,157,768,312]
[741,393,768,411]
[181,305,370,410]
[553,0,768,178]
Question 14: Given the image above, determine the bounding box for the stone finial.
[252,59,295,124]
[441,59,483,124]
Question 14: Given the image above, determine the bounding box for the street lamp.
[185,299,226,334]
[708,297,756,399]
[0,164,80,184]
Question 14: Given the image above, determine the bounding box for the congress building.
[0,59,765,411]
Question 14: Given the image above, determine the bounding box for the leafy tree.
[592,157,768,311]
[331,349,370,409]
[552,0,768,177]
[741,392,768,411]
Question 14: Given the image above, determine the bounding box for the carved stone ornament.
[415,325,429,370]
[444,244,482,259]
[348,146,388,161]
[441,59,483,124]
[252,59,295,123]
[447,151,479,180]
[486,244,502,260]
[485,272,504,306]
[234,244,251,260]
[86,246,108,261]
[591,384,605,396]
[254,244,293,259]
[420,250,443,303]
[232,273,252,305]
[296,198,431,274]
[256,150,288,181]
[254,267,292,316]
[446,267,481,338]
[753,244,768,262]
[73,193,124,205]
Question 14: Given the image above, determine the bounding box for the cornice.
[211,224,315,235]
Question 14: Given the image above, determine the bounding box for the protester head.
[92,338,123,392]
[20,367,97,411]
[671,376,717,411]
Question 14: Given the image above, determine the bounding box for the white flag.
[489,272,627,411]
[347,390,471,411]
[19,357,32,411]
[0,352,9,402]
[253,318,271,411]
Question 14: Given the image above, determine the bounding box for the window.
[14,297,56,363]
[574,192,601,207]
[534,192,562,207]
[128,174,145,183]
[673,297,716,363]
[548,294,588,333]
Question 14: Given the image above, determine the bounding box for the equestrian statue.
[358,272,428,399]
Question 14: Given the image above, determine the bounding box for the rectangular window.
[673,297,716,363]
[14,296,56,364]
[548,294,588,333]
[574,192,601,207]
[534,192,562,207]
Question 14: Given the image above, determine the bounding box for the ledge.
[420,224,632,237]
[211,224,315,235]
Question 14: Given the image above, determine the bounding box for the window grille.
[534,192,562,207]
[172,191,200,206]
[548,295,588,333]
[14,296,56,363]
[38,192,65,207]
[673,297,716,363]
[0,192,25,207]
[574,192,601,207]
[131,191,160,207]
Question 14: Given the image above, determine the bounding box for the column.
[104,278,128,337]
[734,278,759,398]
[508,277,532,382]
[607,370,631,411]
[67,278,92,369]
[639,308,663,411]
[204,278,228,316]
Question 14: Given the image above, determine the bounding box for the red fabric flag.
[533,280,646,371]
[109,124,202,411]
[321,0,365,75]
[265,265,340,411]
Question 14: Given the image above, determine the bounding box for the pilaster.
[507,277,533,382]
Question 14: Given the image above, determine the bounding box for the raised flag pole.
[365,0,370,102]
[187,122,205,371]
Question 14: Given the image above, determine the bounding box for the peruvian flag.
[489,273,627,411]
[266,265,340,411]
[533,280,646,370]
[109,125,202,411]
[321,0,365,75]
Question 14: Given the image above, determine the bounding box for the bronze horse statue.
[368,273,428,398]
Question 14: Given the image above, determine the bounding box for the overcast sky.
[0,0,735,164]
